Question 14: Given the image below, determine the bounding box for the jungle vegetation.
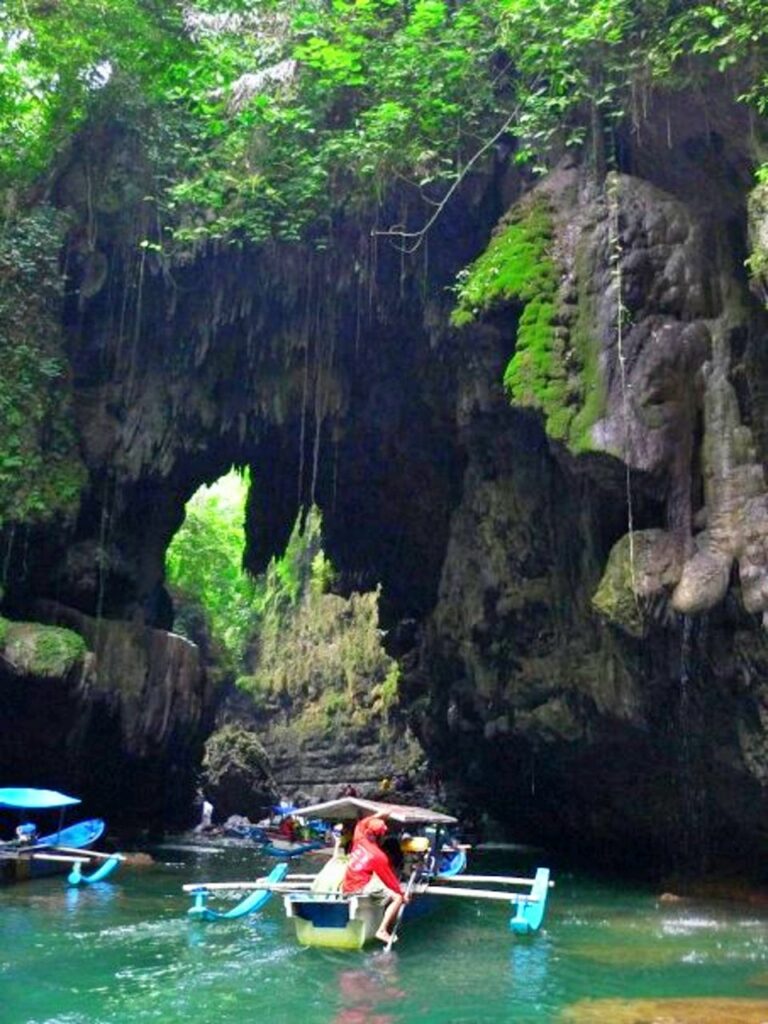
[1,1,767,248]
[166,472,397,722]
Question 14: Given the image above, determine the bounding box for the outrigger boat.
[224,803,328,858]
[0,787,123,886]
[184,797,552,950]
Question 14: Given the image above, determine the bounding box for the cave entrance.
[166,467,254,666]
[165,470,335,677]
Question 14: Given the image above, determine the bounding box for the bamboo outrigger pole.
[30,852,90,865]
[54,846,125,862]
[435,873,555,888]
[182,880,314,894]
[424,884,538,903]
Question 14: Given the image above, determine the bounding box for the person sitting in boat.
[278,815,297,841]
[341,815,408,946]
[331,820,356,856]
[15,822,38,845]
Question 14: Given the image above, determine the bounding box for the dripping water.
[677,613,709,874]
[297,259,313,507]
[95,472,116,649]
[126,245,147,400]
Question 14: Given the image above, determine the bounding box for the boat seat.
[310,855,348,893]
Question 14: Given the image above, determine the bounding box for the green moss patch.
[451,199,558,328]
[452,196,603,450]
[450,197,573,442]
[592,533,647,637]
[451,197,564,433]
[592,530,683,637]
[1,618,88,679]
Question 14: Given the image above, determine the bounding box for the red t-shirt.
[341,837,403,895]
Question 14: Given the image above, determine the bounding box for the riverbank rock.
[562,998,768,1023]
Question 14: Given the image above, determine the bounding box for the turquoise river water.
[2,844,768,1023]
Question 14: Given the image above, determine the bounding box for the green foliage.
[166,481,338,674]
[238,583,400,735]
[375,662,401,714]
[255,504,334,620]
[0,208,87,528]
[162,0,501,245]
[230,502,404,737]
[232,501,397,735]
[166,469,255,662]
[0,0,185,191]
[2,1,768,245]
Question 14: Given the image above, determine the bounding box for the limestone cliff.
[2,83,768,875]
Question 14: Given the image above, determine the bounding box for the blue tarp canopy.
[0,788,81,810]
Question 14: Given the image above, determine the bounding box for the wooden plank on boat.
[436,873,555,888]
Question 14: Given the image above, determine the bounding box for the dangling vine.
[606,170,637,598]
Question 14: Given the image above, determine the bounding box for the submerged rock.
[561,998,768,1023]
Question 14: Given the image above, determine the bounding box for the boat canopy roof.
[293,797,457,825]
[0,787,81,810]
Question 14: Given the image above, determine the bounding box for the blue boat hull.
[0,818,106,885]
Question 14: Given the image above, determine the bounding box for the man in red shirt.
[341,814,407,945]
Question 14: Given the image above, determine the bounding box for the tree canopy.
[1,1,767,245]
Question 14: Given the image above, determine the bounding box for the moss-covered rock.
[451,188,605,453]
[452,198,564,423]
[562,998,768,1023]
[237,585,400,735]
[592,530,683,637]
[0,617,88,678]
[201,724,276,819]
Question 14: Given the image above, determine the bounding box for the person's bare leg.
[375,895,403,944]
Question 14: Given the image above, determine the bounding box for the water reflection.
[507,932,555,1016]
[330,956,405,1024]
[65,879,118,913]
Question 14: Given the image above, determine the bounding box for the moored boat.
[184,797,553,950]
[223,805,329,857]
[0,787,123,886]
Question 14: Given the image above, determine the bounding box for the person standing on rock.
[194,792,214,833]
